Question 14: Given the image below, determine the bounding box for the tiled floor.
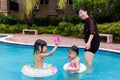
[6,33,120,51]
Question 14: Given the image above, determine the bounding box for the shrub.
[71,23,84,38]
[34,17,62,26]
[0,13,20,25]
[54,22,74,36]
[8,24,28,33]
[73,0,120,23]
[37,26,55,34]
[98,21,120,41]
[0,21,120,41]
[0,24,28,33]
[65,15,81,24]
[0,24,8,33]
[7,15,20,25]
[0,14,8,24]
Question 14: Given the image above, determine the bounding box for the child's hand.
[54,37,60,46]
[55,42,59,46]
[66,67,72,72]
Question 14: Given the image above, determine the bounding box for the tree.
[72,0,119,23]
[58,0,67,20]
[23,0,39,25]
[58,0,67,9]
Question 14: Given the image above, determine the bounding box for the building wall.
[0,0,75,20]
[0,0,10,16]
[9,0,25,20]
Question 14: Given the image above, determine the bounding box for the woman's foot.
[85,64,93,74]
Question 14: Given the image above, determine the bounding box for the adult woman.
[76,7,100,73]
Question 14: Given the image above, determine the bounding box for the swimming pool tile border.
[0,34,120,54]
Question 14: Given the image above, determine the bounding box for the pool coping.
[0,34,120,54]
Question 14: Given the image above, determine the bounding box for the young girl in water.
[66,45,80,72]
[33,39,59,69]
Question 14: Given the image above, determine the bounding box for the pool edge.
[0,34,120,54]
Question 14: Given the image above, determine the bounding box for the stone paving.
[5,33,120,51]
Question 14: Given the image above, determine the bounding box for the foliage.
[58,0,67,9]
[0,24,28,33]
[54,22,74,36]
[0,21,120,41]
[0,24,8,33]
[73,0,120,23]
[65,15,81,24]
[34,17,62,26]
[0,13,20,25]
[23,0,39,16]
[38,26,55,34]
[98,21,120,41]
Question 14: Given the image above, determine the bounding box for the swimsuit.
[33,52,44,65]
[84,16,100,53]
[70,62,76,68]
[69,57,80,68]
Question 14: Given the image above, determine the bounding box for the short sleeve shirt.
[84,16,99,43]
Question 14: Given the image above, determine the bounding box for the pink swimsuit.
[70,62,76,68]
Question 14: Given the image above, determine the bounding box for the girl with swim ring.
[33,39,59,69]
[21,38,60,77]
[66,45,80,72]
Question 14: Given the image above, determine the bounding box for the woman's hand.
[85,42,91,50]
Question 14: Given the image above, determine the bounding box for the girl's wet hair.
[76,6,89,15]
[34,39,47,54]
[69,45,79,56]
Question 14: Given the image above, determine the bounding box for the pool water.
[0,35,6,38]
[0,42,120,80]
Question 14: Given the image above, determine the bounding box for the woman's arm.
[85,35,94,50]
[85,18,96,50]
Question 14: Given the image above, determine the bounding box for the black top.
[84,16,100,43]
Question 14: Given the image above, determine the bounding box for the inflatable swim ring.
[21,63,57,77]
[63,63,86,73]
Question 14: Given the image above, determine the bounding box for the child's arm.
[38,42,59,57]
[67,59,80,72]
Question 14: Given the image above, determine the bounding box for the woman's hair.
[33,39,47,54]
[69,45,79,56]
[76,6,89,15]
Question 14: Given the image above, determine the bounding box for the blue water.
[0,42,120,80]
[0,35,6,38]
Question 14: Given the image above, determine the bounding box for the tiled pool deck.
[0,33,118,51]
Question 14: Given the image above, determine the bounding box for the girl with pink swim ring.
[70,62,76,68]
[66,45,80,72]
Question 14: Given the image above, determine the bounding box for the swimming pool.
[0,42,120,80]
[0,35,6,38]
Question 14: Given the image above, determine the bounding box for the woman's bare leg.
[84,51,94,74]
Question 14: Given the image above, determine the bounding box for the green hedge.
[0,13,20,25]
[73,0,120,23]
[0,24,28,33]
[98,21,120,41]
[53,22,84,38]
[0,21,120,41]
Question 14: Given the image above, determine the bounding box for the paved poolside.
[4,33,120,51]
